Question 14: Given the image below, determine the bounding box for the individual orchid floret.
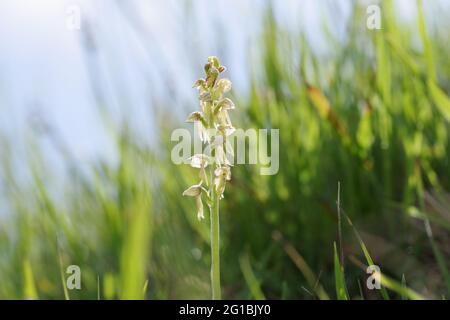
[188,154,212,185]
[188,154,211,168]
[214,166,231,199]
[216,109,234,133]
[186,111,210,143]
[210,135,233,166]
[216,79,232,94]
[182,182,205,220]
[216,98,235,111]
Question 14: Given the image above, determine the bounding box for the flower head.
[183,56,236,218]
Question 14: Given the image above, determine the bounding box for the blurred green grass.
[0,0,450,299]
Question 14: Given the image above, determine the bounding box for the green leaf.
[417,0,436,82]
[23,259,38,300]
[428,81,450,122]
[344,214,390,300]
[333,242,349,300]
[239,252,266,300]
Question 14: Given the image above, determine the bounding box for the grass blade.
[23,259,38,300]
[239,252,266,300]
[428,81,450,122]
[333,242,349,300]
[344,214,390,299]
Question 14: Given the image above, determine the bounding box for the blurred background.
[0,0,449,299]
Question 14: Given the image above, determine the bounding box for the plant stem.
[206,86,222,300]
[336,181,344,268]
[210,194,221,299]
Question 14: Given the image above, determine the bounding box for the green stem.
[210,194,221,299]
[206,87,222,300]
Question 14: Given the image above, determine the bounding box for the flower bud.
[206,66,219,88]
[204,63,211,74]
[208,56,220,68]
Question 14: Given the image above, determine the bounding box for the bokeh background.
[0,0,449,299]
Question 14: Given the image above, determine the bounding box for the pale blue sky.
[0,0,447,168]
